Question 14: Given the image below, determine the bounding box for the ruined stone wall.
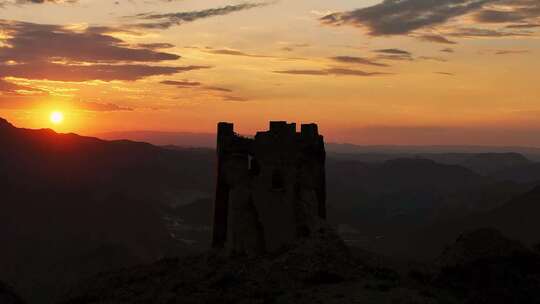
[213,121,326,254]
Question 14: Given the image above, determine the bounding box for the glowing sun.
[50,111,64,125]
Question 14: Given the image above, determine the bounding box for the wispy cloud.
[435,72,455,76]
[206,48,273,58]
[0,0,77,7]
[0,78,43,95]
[160,79,236,98]
[320,0,540,42]
[126,2,273,30]
[330,56,389,67]
[77,101,134,112]
[448,27,532,37]
[320,0,491,36]
[222,95,248,102]
[274,68,389,77]
[137,43,175,50]
[493,49,529,55]
[374,48,411,56]
[373,48,414,61]
[160,80,201,87]
[0,63,209,82]
[416,34,457,44]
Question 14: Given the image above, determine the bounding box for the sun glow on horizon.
[50,111,64,125]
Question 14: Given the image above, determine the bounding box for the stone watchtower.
[212,121,326,254]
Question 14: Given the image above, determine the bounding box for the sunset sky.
[0,0,539,146]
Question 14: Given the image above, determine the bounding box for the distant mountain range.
[3,117,540,303]
[415,184,540,259]
[95,130,540,161]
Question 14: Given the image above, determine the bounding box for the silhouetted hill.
[0,123,215,195]
[327,143,540,161]
[94,130,216,148]
[328,158,488,225]
[329,152,533,176]
[89,129,540,162]
[0,119,216,303]
[415,186,540,259]
[458,153,531,175]
[492,163,540,183]
[478,186,540,244]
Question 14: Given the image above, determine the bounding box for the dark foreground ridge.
[61,227,540,304]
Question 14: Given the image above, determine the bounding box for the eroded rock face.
[213,121,326,255]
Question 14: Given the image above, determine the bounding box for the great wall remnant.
[212,121,327,254]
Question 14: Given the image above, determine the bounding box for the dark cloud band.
[320,0,540,41]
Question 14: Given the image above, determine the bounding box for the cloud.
[506,23,540,29]
[160,80,201,87]
[374,48,411,56]
[77,101,134,112]
[373,48,414,61]
[0,62,210,81]
[205,86,233,92]
[206,48,272,58]
[331,56,389,67]
[473,0,540,24]
[448,27,531,37]
[435,71,455,76]
[192,46,305,61]
[418,56,447,62]
[0,20,209,82]
[137,43,175,50]
[0,0,77,6]
[0,78,24,92]
[280,43,310,52]
[0,20,180,63]
[127,2,272,30]
[416,34,457,44]
[222,95,248,102]
[493,49,529,55]
[0,78,43,94]
[274,68,389,77]
[320,0,540,40]
[159,79,233,94]
[320,0,491,36]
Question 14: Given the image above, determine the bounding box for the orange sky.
[0,0,539,146]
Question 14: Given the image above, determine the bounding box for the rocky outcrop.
[60,229,375,304]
